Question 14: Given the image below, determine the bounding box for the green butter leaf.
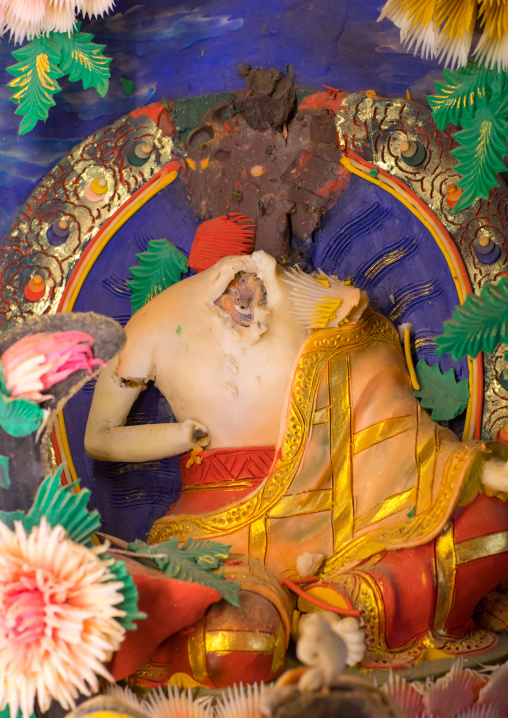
[413,360,469,421]
[428,63,495,131]
[120,77,135,96]
[107,558,147,630]
[0,509,25,528]
[22,467,101,546]
[0,392,44,437]
[52,23,112,97]
[0,707,32,718]
[436,278,508,359]
[178,536,231,569]
[127,240,189,314]
[7,35,64,135]
[0,455,10,489]
[128,536,241,606]
[451,100,508,212]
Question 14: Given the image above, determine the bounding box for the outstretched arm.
[84,355,208,462]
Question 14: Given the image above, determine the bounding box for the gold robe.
[149,308,505,577]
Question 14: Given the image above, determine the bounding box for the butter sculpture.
[85,250,508,683]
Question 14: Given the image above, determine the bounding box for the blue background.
[0,0,447,241]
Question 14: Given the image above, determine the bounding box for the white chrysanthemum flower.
[82,0,116,19]
[0,518,126,718]
[145,686,214,718]
[42,3,79,34]
[475,31,508,72]
[215,683,265,718]
[0,0,116,43]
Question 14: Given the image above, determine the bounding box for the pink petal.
[381,672,424,718]
[422,660,484,717]
[1,331,104,400]
[478,662,508,712]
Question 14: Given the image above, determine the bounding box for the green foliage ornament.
[8,466,102,545]
[52,25,112,96]
[7,23,111,135]
[451,99,508,211]
[413,360,469,422]
[128,536,241,606]
[0,365,44,438]
[0,455,10,489]
[127,239,189,314]
[7,35,64,135]
[436,277,508,360]
[428,62,508,213]
[0,708,32,718]
[0,393,44,437]
[428,63,499,131]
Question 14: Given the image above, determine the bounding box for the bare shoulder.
[116,279,198,381]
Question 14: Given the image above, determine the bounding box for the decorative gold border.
[341,156,479,442]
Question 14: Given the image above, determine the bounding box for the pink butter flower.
[1,331,106,403]
[0,518,127,718]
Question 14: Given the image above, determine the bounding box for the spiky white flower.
[215,683,265,718]
[145,686,214,718]
[0,518,126,718]
[0,0,116,44]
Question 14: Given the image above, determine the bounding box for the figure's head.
[203,251,302,344]
[214,271,267,326]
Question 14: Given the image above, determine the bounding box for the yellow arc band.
[341,156,476,441]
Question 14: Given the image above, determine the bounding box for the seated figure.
[85,250,508,685]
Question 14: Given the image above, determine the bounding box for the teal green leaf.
[428,63,495,131]
[52,24,112,97]
[0,708,32,718]
[7,36,64,135]
[436,278,508,360]
[128,536,241,606]
[490,72,508,98]
[0,365,8,396]
[127,240,189,314]
[107,559,147,631]
[0,392,44,437]
[120,77,135,96]
[0,456,10,489]
[177,537,230,568]
[21,467,101,545]
[413,360,469,421]
[0,468,101,544]
[0,509,25,527]
[452,100,508,212]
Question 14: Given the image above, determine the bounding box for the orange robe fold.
[148,308,508,660]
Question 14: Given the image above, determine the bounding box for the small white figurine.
[296,552,324,578]
[296,611,366,692]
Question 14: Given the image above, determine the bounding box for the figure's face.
[214,271,267,326]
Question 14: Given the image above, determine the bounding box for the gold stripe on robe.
[149,309,508,582]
